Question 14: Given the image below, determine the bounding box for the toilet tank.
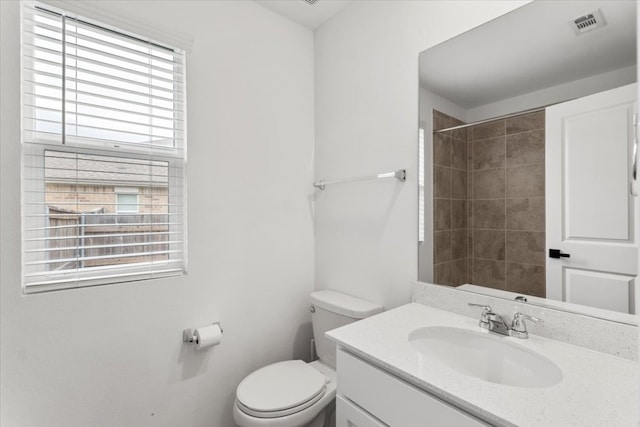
[310,290,383,369]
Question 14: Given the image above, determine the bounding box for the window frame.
[115,187,140,214]
[21,1,188,293]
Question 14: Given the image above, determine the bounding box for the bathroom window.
[22,2,186,292]
[115,188,140,214]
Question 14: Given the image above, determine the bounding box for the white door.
[546,83,638,314]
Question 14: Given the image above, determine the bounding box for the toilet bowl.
[233,360,336,427]
[233,291,383,427]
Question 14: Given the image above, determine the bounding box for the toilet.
[233,290,383,427]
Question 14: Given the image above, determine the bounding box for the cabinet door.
[337,350,489,427]
[336,395,386,427]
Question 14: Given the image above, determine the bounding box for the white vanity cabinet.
[336,349,490,427]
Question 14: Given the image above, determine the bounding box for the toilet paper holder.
[182,322,224,344]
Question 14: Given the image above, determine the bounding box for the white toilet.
[233,290,383,427]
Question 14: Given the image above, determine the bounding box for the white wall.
[0,1,315,426]
[314,0,529,309]
[466,65,638,122]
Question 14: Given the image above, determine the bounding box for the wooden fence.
[48,206,169,270]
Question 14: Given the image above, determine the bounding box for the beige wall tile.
[472,136,505,170]
[451,258,467,285]
[452,199,467,229]
[506,111,544,134]
[507,164,544,197]
[434,113,451,132]
[506,231,545,265]
[434,261,453,286]
[434,230,452,263]
[434,133,451,167]
[473,259,506,289]
[451,229,466,260]
[506,197,545,231]
[506,262,545,297]
[473,120,505,141]
[474,229,506,260]
[473,169,505,199]
[434,199,452,230]
[452,169,467,199]
[451,139,467,170]
[434,165,452,198]
[506,130,544,166]
[473,199,505,229]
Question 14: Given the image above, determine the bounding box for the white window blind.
[22,1,187,292]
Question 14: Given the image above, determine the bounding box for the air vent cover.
[570,9,606,35]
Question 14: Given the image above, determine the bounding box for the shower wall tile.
[473,199,505,229]
[506,231,545,265]
[451,258,467,284]
[433,110,467,287]
[506,130,544,166]
[506,263,546,297]
[472,136,506,170]
[464,112,546,297]
[434,165,451,198]
[451,116,467,141]
[506,111,544,134]
[434,262,452,286]
[434,112,451,132]
[473,259,506,289]
[451,199,467,229]
[434,133,451,167]
[473,120,505,141]
[507,164,545,197]
[434,199,451,231]
[506,197,545,231]
[473,169,505,199]
[434,230,452,263]
[451,139,467,170]
[452,169,467,199]
[451,229,467,260]
[474,229,506,261]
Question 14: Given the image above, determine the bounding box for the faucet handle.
[510,312,543,339]
[468,303,492,311]
[468,303,492,328]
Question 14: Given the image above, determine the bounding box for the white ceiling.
[420,0,637,108]
[255,0,353,30]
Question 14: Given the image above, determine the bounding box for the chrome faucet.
[509,312,543,339]
[468,303,543,339]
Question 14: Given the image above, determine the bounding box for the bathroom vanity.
[327,303,640,427]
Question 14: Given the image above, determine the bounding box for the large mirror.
[418,0,638,321]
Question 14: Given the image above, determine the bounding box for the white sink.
[409,326,563,388]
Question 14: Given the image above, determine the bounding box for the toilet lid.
[236,360,326,416]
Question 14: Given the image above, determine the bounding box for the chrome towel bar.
[313,169,406,191]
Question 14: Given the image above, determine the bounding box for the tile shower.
[433,110,546,297]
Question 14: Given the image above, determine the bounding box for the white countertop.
[326,303,640,427]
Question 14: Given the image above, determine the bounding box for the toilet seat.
[236,360,327,419]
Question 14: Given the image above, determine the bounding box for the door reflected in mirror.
[418,0,638,316]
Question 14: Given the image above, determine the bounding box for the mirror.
[418,0,638,320]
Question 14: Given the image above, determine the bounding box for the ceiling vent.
[303,0,319,4]
[570,9,606,35]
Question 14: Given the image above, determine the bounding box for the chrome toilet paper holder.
[182,322,223,344]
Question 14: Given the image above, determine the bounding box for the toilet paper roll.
[194,324,223,350]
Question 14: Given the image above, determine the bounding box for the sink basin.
[409,326,563,388]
